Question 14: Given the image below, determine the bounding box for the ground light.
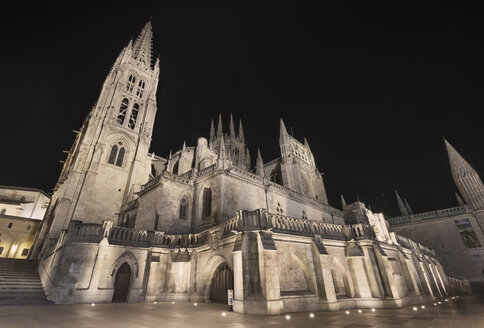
[421,305,425,309]
[154,302,157,304]
[171,301,175,304]
[221,312,226,317]
[91,303,95,307]
[412,307,418,311]
[358,309,362,313]
[345,311,350,314]
[285,315,291,320]
[309,313,315,318]
[371,308,376,312]
[194,303,198,306]
[434,303,437,306]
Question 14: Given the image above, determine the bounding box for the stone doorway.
[112,262,131,302]
[210,263,233,304]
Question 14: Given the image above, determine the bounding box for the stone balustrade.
[388,205,472,226]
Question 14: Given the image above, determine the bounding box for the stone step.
[0,294,48,301]
[0,259,49,306]
[0,290,46,296]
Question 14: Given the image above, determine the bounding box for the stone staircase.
[0,258,52,305]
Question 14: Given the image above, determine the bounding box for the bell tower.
[37,22,160,245]
[278,119,328,204]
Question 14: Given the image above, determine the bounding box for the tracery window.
[108,141,126,167]
[117,98,129,125]
[179,196,189,220]
[202,188,212,219]
[136,80,145,98]
[128,103,139,129]
[126,75,136,92]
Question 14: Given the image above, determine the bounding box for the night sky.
[1,1,484,217]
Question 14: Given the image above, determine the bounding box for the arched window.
[116,147,125,167]
[172,160,179,175]
[179,196,189,220]
[270,170,282,185]
[108,142,126,167]
[126,75,135,92]
[202,188,212,219]
[117,98,129,125]
[108,145,118,164]
[128,103,139,129]
[136,80,145,98]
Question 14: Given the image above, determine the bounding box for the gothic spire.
[456,192,466,206]
[395,190,409,216]
[132,21,153,68]
[404,199,414,215]
[210,119,215,142]
[280,118,288,137]
[445,138,484,209]
[238,119,244,139]
[217,114,223,138]
[229,113,235,138]
[218,135,227,159]
[341,195,347,209]
[256,148,264,177]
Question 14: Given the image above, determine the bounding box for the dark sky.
[1,1,484,216]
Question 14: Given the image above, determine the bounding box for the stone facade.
[33,22,459,315]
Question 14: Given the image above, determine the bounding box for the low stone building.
[32,22,459,314]
[0,186,49,259]
[388,141,484,289]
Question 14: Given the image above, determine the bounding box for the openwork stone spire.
[445,139,484,209]
[132,21,153,68]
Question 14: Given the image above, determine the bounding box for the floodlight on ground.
[371,308,375,312]
[91,303,95,307]
[222,312,226,317]
[412,307,418,311]
[194,303,198,306]
[345,311,350,314]
[358,309,362,313]
[309,313,315,318]
[285,315,290,320]
[421,305,425,309]
[171,301,175,304]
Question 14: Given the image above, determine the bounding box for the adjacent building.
[388,141,484,287]
[0,186,49,259]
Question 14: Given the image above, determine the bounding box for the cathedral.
[31,22,459,314]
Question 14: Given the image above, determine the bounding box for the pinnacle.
[132,21,153,68]
[444,139,475,175]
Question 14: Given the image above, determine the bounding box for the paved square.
[0,297,482,328]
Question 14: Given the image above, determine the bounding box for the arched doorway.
[112,262,131,302]
[210,263,234,304]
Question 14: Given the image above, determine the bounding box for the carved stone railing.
[395,233,436,257]
[108,227,151,247]
[198,163,216,176]
[68,222,103,243]
[388,205,472,226]
[140,174,161,192]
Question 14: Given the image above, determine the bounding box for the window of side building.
[455,218,482,248]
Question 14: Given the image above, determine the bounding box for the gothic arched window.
[172,160,179,175]
[128,103,139,129]
[270,170,282,185]
[126,74,136,92]
[136,80,145,98]
[179,196,189,220]
[202,188,212,219]
[117,98,129,125]
[108,142,126,167]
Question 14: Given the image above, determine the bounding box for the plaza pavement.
[0,296,482,328]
